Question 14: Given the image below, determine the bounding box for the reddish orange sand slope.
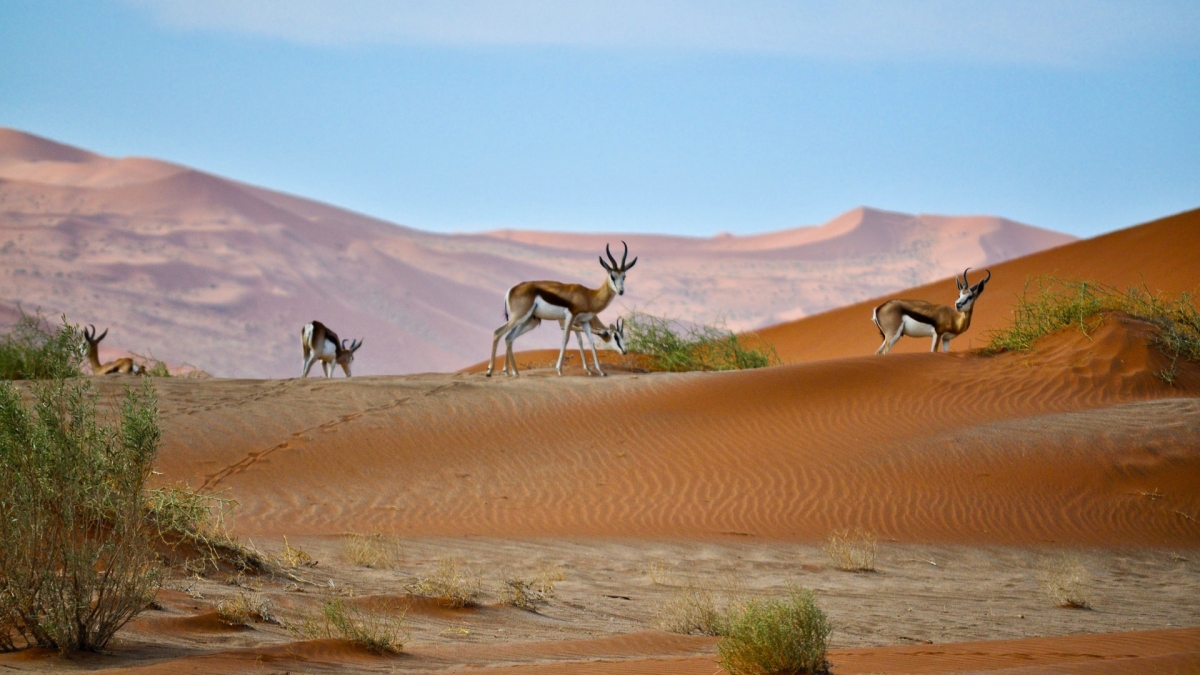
[759,206,1200,362]
[138,312,1200,547]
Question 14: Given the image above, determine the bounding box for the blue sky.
[2,1,1198,238]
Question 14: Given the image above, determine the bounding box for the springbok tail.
[872,306,884,339]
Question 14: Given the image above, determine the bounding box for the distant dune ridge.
[0,127,1073,377]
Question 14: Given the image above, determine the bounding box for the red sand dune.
[757,206,1200,363]
[0,127,1072,377]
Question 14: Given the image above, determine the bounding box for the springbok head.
[337,338,363,376]
[597,317,628,355]
[598,241,638,296]
[954,268,992,311]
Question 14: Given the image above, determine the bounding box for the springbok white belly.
[312,338,338,361]
[900,315,937,337]
[531,296,594,324]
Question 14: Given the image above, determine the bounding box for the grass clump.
[281,536,316,568]
[0,377,161,652]
[624,312,780,372]
[718,586,831,675]
[216,592,273,627]
[297,598,405,654]
[987,278,1200,375]
[1039,554,1092,609]
[342,533,401,569]
[497,565,562,611]
[0,309,83,380]
[656,583,729,636]
[145,485,269,574]
[824,529,877,573]
[407,558,482,608]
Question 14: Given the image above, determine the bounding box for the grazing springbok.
[500,315,628,377]
[301,320,362,377]
[487,242,637,377]
[82,325,143,375]
[873,268,991,354]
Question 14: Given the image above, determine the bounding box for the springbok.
[301,320,362,377]
[82,325,143,375]
[873,268,991,354]
[487,242,637,377]
[500,315,628,377]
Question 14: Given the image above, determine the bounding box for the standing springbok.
[82,325,143,375]
[872,268,991,354]
[500,315,628,377]
[487,242,637,377]
[301,320,362,377]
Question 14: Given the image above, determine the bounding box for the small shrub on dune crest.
[824,529,877,573]
[986,278,1200,378]
[0,377,161,652]
[407,557,482,608]
[624,312,780,372]
[1039,554,1092,609]
[0,309,83,380]
[718,586,831,675]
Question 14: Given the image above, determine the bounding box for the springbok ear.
[624,256,637,271]
[616,317,625,331]
[352,338,363,352]
[97,327,109,342]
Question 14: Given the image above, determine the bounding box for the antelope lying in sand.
[301,320,362,377]
[500,315,628,377]
[82,325,143,375]
[487,242,637,377]
[873,268,991,354]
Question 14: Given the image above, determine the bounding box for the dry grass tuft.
[342,534,401,569]
[1040,554,1093,609]
[145,485,270,574]
[407,558,482,608]
[294,598,405,654]
[280,536,315,568]
[656,584,729,636]
[216,592,273,626]
[497,563,564,611]
[824,529,877,573]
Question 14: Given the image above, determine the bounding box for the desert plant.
[824,529,877,573]
[1039,554,1092,609]
[718,586,831,675]
[145,484,269,573]
[296,598,406,654]
[407,557,482,608]
[281,536,315,568]
[0,377,162,652]
[624,312,780,372]
[0,310,83,380]
[216,592,272,626]
[145,360,171,378]
[657,583,728,636]
[342,533,401,569]
[987,278,1200,369]
[498,577,549,611]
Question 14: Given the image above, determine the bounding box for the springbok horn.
[599,255,612,272]
[606,243,619,269]
[961,268,972,289]
[85,324,94,340]
[97,327,108,342]
[977,270,991,287]
[351,339,363,352]
[621,241,629,268]
[341,339,350,351]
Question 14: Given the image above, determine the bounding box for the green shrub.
[718,586,831,675]
[0,377,162,652]
[297,598,406,654]
[0,310,83,380]
[986,278,1200,383]
[624,312,780,372]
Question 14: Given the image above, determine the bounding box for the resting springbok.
[301,320,362,377]
[500,315,628,377]
[487,242,637,377]
[873,268,991,354]
[82,325,143,375]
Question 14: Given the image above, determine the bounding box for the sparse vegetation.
[407,557,482,608]
[497,564,562,611]
[986,278,1200,381]
[824,529,877,573]
[145,484,270,574]
[0,309,83,380]
[624,312,780,372]
[145,360,171,378]
[281,536,315,568]
[718,586,831,675]
[657,583,729,636]
[0,377,161,652]
[342,533,401,569]
[216,592,273,626]
[1039,554,1092,609]
[296,598,406,654]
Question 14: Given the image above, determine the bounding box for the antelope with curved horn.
[872,268,991,354]
[301,320,362,377]
[82,325,143,375]
[501,315,628,377]
[487,242,637,377]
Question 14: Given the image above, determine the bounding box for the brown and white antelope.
[301,320,362,377]
[500,315,628,377]
[82,325,143,375]
[487,242,637,377]
[872,268,991,354]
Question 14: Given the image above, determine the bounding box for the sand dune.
[758,206,1200,363]
[0,127,1072,377]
